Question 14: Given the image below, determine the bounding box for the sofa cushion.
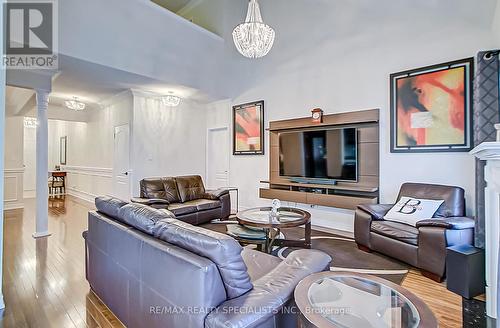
[152,219,253,299]
[176,175,206,202]
[162,177,181,203]
[205,249,332,328]
[371,221,419,246]
[241,248,281,282]
[184,199,221,211]
[95,196,127,220]
[167,203,198,216]
[140,178,168,200]
[118,203,174,235]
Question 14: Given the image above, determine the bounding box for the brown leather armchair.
[354,183,474,282]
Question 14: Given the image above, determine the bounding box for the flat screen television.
[279,127,358,182]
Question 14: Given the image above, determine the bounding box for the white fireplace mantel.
[470,141,500,319]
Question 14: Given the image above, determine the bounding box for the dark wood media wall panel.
[260,109,380,210]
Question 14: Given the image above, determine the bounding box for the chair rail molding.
[60,165,113,202]
[470,141,500,319]
[61,165,113,177]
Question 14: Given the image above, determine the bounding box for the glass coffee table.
[235,207,311,253]
[294,272,437,328]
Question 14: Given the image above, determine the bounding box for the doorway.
[113,124,130,201]
[206,127,229,189]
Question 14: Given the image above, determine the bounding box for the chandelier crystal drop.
[64,97,86,111]
[232,0,275,59]
[161,94,181,107]
[24,117,38,129]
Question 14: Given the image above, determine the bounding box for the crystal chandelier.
[64,97,86,111]
[232,0,275,59]
[24,117,38,129]
[161,94,181,107]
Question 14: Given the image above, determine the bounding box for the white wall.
[207,24,499,232]
[131,95,207,195]
[4,116,24,210]
[58,0,231,100]
[43,92,133,202]
[494,1,500,43]
[22,90,209,202]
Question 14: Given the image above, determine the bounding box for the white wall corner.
[494,0,500,45]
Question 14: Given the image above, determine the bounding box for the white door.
[206,127,229,189]
[113,124,130,201]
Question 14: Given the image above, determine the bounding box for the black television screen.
[279,127,357,182]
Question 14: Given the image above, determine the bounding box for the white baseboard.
[66,188,96,203]
[312,225,354,238]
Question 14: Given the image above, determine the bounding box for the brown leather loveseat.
[354,183,474,282]
[132,175,230,225]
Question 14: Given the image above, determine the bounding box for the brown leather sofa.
[354,183,474,282]
[84,196,332,328]
[131,175,230,225]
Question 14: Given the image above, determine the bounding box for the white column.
[470,142,500,319]
[33,90,51,239]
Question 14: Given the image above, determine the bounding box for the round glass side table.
[294,272,437,328]
[235,207,311,253]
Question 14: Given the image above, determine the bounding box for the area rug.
[201,222,410,284]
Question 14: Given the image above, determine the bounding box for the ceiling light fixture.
[24,117,38,129]
[161,94,181,107]
[64,97,86,111]
[232,0,275,59]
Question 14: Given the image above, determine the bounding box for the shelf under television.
[260,180,378,193]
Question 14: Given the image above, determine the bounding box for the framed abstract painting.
[390,58,474,153]
[233,100,265,155]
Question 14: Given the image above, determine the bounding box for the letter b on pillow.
[384,197,444,227]
[396,198,422,215]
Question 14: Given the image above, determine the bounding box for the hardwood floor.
[402,270,462,328]
[1,196,465,327]
[0,196,122,328]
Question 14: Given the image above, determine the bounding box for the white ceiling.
[6,54,216,121]
[151,0,192,13]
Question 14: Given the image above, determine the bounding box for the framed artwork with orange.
[390,58,474,153]
[233,100,265,155]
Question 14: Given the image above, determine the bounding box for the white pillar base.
[32,231,51,239]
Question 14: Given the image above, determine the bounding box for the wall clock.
[311,108,323,123]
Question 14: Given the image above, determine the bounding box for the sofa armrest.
[205,249,331,328]
[357,204,393,220]
[204,188,230,200]
[130,197,170,206]
[82,230,88,281]
[416,216,475,230]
